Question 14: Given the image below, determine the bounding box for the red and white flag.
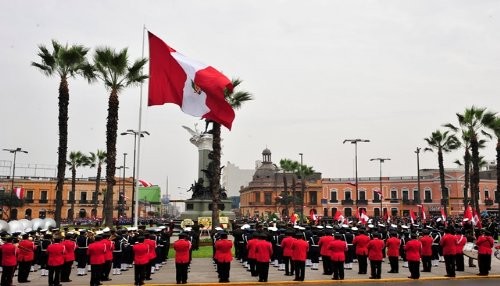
[358,208,369,225]
[472,209,482,228]
[309,209,318,223]
[410,211,416,224]
[374,189,382,198]
[383,208,390,223]
[14,187,24,200]
[334,211,344,222]
[440,205,447,225]
[138,179,153,187]
[417,204,427,222]
[464,205,473,221]
[148,32,235,130]
[290,213,298,225]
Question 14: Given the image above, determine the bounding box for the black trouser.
[1,265,15,286]
[388,256,398,273]
[478,253,491,275]
[48,265,61,286]
[357,255,367,274]
[256,261,269,282]
[455,253,464,271]
[91,264,103,286]
[294,260,305,281]
[332,260,344,280]
[175,263,188,284]
[444,255,456,277]
[248,258,257,276]
[370,260,382,278]
[18,260,32,282]
[322,255,332,274]
[218,261,231,282]
[113,252,123,269]
[61,260,73,281]
[422,256,432,272]
[134,263,146,285]
[283,256,294,275]
[101,260,112,279]
[408,261,420,279]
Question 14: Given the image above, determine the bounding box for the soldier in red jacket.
[367,232,384,279]
[246,234,259,277]
[280,231,295,276]
[255,232,273,283]
[455,229,467,272]
[144,233,157,281]
[101,232,114,282]
[419,229,433,272]
[215,231,233,283]
[291,232,309,281]
[328,233,347,280]
[386,231,401,273]
[440,227,457,278]
[47,236,65,286]
[173,232,191,285]
[476,229,494,276]
[61,233,77,282]
[17,233,36,283]
[353,229,370,275]
[404,233,422,279]
[1,236,17,286]
[318,229,334,275]
[88,235,107,286]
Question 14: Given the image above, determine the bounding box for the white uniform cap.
[268,227,278,231]
[368,224,374,229]
[401,225,409,229]
[342,224,349,228]
[102,227,110,232]
[293,225,300,229]
[316,226,324,229]
[325,226,333,229]
[351,227,358,231]
[436,218,442,222]
[184,227,192,231]
[298,226,305,230]
[158,226,166,229]
[215,227,223,231]
[463,218,469,222]
[391,224,397,228]
[95,231,104,235]
[378,223,385,227]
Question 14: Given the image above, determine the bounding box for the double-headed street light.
[370,157,390,218]
[121,129,150,226]
[343,139,370,210]
[2,148,28,220]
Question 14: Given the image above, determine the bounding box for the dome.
[262,148,271,155]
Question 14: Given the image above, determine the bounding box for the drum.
[494,249,500,260]
[463,242,478,260]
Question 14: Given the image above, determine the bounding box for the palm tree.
[66,151,90,221]
[487,117,500,210]
[92,47,147,226]
[279,159,299,218]
[88,150,107,218]
[208,79,252,229]
[32,40,93,226]
[450,106,496,215]
[424,129,460,216]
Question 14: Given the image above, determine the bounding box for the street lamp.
[121,129,150,226]
[343,139,370,211]
[116,153,127,218]
[415,148,421,204]
[370,157,390,218]
[299,153,304,224]
[2,148,28,220]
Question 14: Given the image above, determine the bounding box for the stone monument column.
[182,125,212,187]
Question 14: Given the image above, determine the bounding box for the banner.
[138,186,161,203]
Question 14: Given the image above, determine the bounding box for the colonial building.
[0,176,133,221]
[239,148,323,220]
[322,169,498,218]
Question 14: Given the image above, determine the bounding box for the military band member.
[328,232,347,280]
[39,232,52,276]
[455,229,466,271]
[61,233,77,282]
[173,233,191,285]
[368,232,384,279]
[405,233,421,279]
[440,227,457,278]
[291,232,309,282]
[215,231,233,283]
[144,232,157,280]
[386,231,400,273]
[112,232,126,275]
[281,230,295,276]
[419,229,433,272]
[318,227,334,275]
[88,235,107,286]
[17,233,36,283]
[476,229,494,276]
[1,236,17,286]
[431,228,441,267]
[101,231,114,281]
[353,228,370,275]
[76,229,89,276]
[47,236,65,286]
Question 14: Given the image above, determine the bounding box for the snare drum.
[463,242,478,260]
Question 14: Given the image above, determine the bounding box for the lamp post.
[121,129,150,226]
[415,148,421,204]
[299,153,304,224]
[2,148,28,220]
[343,139,370,211]
[370,157,390,218]
[116,153,127,219]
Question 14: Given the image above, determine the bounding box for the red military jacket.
[318,235,334,256]
[145,238,157,260]
[440,233,457,256]
[328,239,347,262]
[87,240,106,265]
[386,237,401,257]
[47,242,65,267]
[404,239,422,262]
[134,242,151,265]
[255,239,273,263]
[247,237,259,259]
[173,239,191,264]
[476,235,494,255]
[367,238,385,261]
[1,243,17,267]
[17,239,36,262]
[214,239,233,263]
[419,235,433,256]
[291,239,309,262]
[102,239,114,261]
[455,234,466,254]
[281,236,295,257]
[62,239,77,262]
[353,234,370,256]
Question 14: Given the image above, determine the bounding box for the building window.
[92,191,98,202]
[413,189,420,202]
[391,208,398,217]
[80,191,87,201]
[310,191,317,205]
[323,208,328,217]
[344,208,352,217]
[484,190,490,200]
[255,192,260,203]
[331,207,337,217]
[373,190,382,201]
[345,191,352,200]
[330,191,338,202]
[40,190,48,203]
[359,190,366,201]
[391,188,398,199]
[26,190,34,202]
[424,189,432,202]
[264,192,272,205]
[402,189,409,201]
[374,208,380,217]
[69,191,75,201]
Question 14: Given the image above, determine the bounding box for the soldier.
[255,232,272,283]
[76,229,89,276]
[61,233,77,282]
[440,227,457,278]
[386,231,401,273]
[291,232,309,281]
[455,228,466,271]
[281,229,295,276]
[46,236,65,286]
[101,230,114,281]
[39,232,52,277]
[214,231,233,283]
[112,232,126,275]
[17,233,36,283]
[1,236,18,286]
[343,225,355,270]
[246,231,258,277]
[419,229,433,272]
[328,232,347,280]
[353,228,370,275]
[476,229,494,276]
[431,227,441,267]
[308,227,320,270]
[367,232,384,279]
[173,232,191,285]
[405,233,422,279]
[144,232,157,280]
[318,227,334,275]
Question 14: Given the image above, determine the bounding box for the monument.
[180,124,235,227]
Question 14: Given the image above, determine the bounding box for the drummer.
[476,229,494,276]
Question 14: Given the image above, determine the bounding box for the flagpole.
[134,25,147,228]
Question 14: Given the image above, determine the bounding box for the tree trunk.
[93,164,102,217]
[496,139,499,213]
[463,149,471,209]
[437,149,448,216]
[470,136,481,216]
[104,90,119,227]
[283,171,288,219]
[70,168,76,222]
[292,176,296,217]
[210,122,222,229]
[55,77,69,227]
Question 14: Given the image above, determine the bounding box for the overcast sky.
[1,0,499,200]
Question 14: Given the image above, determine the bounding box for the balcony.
[357,199,368,205]
[24,198,34,203]
[485,199,494,206]
[424,198,432,203]
[329,199,339,203]
[39,199,48,204]
[67,199,76,204]
[402,199,413,205]
[372,198,381,203]
[341,199,354,205]
[389,198,399,203]
[79,200,90,204]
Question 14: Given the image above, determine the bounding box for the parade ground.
[18,255,500,286]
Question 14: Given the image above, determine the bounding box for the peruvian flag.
[14,187,24,200]
[464,205,473,221]
[383,208,390,223]
[358,208,369,225]
[472,209,482,228]
[290,213,298,225]
[417,204,427,222]
[410,211,416,224]
[440,205,447,225]
[309,209,318,223]
[148,32,235,130]
[334,211,344,222]
[374,189,383,198]
[138,179,153,187]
